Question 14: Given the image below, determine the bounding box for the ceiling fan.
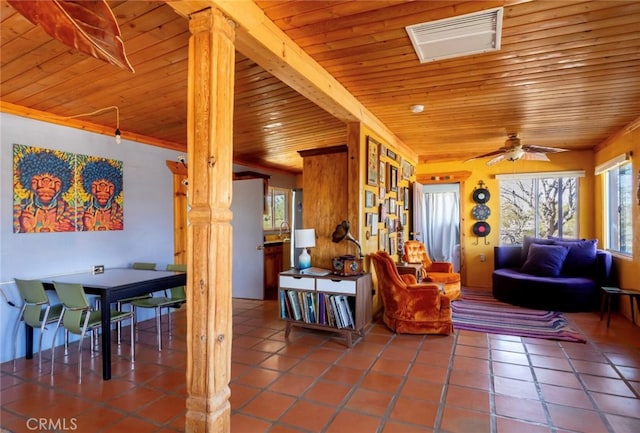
[467,134,569,166]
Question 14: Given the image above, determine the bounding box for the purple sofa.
[493,237,613,312]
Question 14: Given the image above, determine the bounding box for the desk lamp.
[294,228,316,270]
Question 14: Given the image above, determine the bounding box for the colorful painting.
[13,144,123,233]
[78,155,124,231]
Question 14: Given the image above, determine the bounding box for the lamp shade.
[294,229,316,248]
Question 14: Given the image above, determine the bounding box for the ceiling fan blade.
[465,148,508,162]
[487,153,507,166]
[521,152,550,161]
[522,145,569,154]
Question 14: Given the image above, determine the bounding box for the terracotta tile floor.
[2,296,640,433]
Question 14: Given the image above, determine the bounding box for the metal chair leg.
[156,306,162,351]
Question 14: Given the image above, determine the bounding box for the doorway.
[416,183,461,272]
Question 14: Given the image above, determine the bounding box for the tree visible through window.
[499,175,578,245]
[263,186,290,231]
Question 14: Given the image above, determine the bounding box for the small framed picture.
[390,166,398,192]
[387,149,396,160]
[402,160,413,180]
[390,198,396,214]
[379,186,386,200]
[404,187,410,210]
[366,137,380,186]
[379,161,386,186]
[365,190,374,208]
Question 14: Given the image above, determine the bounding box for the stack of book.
[280,290,355,329]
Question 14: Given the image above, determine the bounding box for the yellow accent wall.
[419,151,595,289]
[594,123,640,295]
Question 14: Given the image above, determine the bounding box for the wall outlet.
[479,254,486,262]
[93,265,105,274]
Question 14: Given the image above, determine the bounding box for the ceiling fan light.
[505,147,524,161]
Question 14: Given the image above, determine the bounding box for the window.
[263,186,290,231]
[498,172,581,245]
[601,160,632,254]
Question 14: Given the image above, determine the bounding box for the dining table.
[36,267,187,380]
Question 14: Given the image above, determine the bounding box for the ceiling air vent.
[406,7,503,63]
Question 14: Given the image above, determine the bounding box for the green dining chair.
[132,262,157,270]
[12,279,65,372]
[129,263,186,351]
[114,262,158,342]
[51,281,135,384]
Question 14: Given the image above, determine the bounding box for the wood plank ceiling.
[2,0,640,173]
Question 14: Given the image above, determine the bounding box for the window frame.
[600,159,633,256]
[263,186,291,232]
[496,171,583,245]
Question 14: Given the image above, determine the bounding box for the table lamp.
[294,228,316,270]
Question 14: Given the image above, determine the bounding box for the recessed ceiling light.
[410,104,424,113]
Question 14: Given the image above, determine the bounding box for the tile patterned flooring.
[2,295,640,433]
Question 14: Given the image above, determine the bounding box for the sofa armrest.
[494,245,522,269]
[595,249,614,285]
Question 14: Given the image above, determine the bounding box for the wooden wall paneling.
[300,145,348,269]
[166,160,188,265]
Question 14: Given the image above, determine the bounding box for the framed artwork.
[365,190,374,208]
[387,149,396,160]
[371,218,378,236]
[379,186,386,200]
[379,229,386,251]
[404,187,410,210]
[390,165,398,192]
[401,160,413,180]
[379,161,386,187]
[366,136,379,186]
[379,202,387,222]
[389,198,396,214]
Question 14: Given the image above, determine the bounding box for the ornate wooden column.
[185,8,235,433]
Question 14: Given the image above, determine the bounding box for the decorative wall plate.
[472,221,491,237]
[472,204,491,220]
[472,187,490,203]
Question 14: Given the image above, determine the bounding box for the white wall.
[0,113,182,362]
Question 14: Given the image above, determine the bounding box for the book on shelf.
[325,295,336,327]
[340,295,355,328]
[305,292,316,323]
[318,292,326,325]
[287,290,302,321]
[279,290,287,319]
[330,295,345,328]
[336,295,353,328]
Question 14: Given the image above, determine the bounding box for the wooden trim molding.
[417,171,472,184]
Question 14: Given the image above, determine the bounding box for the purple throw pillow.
[552,238,598,276]
[520,243,570,277]
[521,236,554,264]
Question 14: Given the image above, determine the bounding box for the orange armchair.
[402,240,461,300]
[369,251,453,335]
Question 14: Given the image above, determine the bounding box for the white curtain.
[412,181,426,243]
[424,191,460,270]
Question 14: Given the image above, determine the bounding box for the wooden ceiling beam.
[165,0,417,161]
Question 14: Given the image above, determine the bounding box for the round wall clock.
[472,221,491,237]
[472,187,490,204]
[472,204,491,220]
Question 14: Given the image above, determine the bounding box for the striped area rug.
[452,290,586,343]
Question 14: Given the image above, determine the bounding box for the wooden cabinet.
[278,270,372,347]
[264,244,283,300]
